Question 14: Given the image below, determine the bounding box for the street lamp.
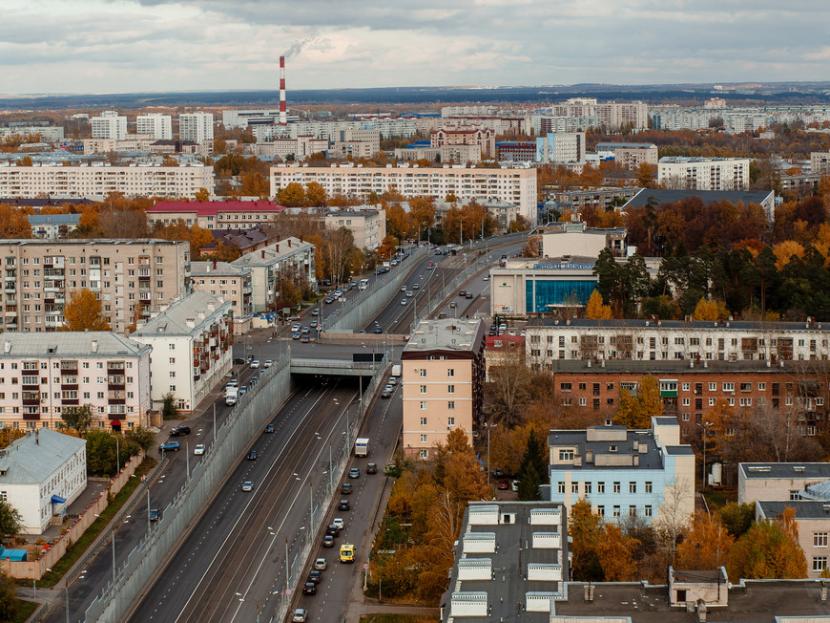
[697,421,712,492]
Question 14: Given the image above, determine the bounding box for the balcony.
[139,290,151,301]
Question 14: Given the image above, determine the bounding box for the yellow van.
[339,543,356,563]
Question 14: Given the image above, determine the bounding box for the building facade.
[270,163,538,225]
[431,127,496,160]
[190,260,253,320]
[231,237,316,312]
[136,113,173,140]
[322,207,386,250]
[27,214,81,239]
[536,132,586,164]
[178,112,214,144]
[0,162,214,199]
[549,417,695,526]
[540,222,627,259]
[490,258,599,316]
[146,200,284,230]
[0,332,151,432]
[90,111,127,140]
[0,239,189,334]
[0,429,87,534]
[132,292,232,412]
[401,319,485,459]
[756,501,830,578]
[658,157,750,191]
[596,142,658,170]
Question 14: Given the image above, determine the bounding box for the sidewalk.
[346,602,440,623]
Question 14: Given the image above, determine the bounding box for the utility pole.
[115,435,119,473]
[111,529,116,584]
[284,538,289,595]
[309,483,314,531]
[186,441,190,481]
[146,488,151,536]
[328,445,333,492]
[213,402,217,444]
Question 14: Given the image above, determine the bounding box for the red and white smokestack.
[279,55,287,126]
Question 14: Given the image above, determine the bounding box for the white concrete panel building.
[90,111,127,140]
[179,112,214,144]
[322,207,386,250]
[136,114,173,140]
[0,429,87,534]
[658,157,750,191]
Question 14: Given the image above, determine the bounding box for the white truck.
[225,386,238,406]
[354,437,369,457]
[391,364,401,378]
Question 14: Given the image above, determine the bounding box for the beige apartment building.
[401,319,485,459]
[322,207,386,250]
[757,501,830,578]
[596,142,658,170]
[431,127,496,159]
[0,239,189,334]
[190,260,253,320]
[739,463,830,504]
[146,200,284,231]
[0,332,151,432]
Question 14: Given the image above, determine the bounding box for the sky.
[0,0,829,95]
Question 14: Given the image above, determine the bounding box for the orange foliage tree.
[63,289,110,331]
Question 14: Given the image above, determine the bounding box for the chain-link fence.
[82,351,292,623]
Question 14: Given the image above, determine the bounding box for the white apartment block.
[658,157,750,191]
[811,152,830,175]
[190,260,253,319]
[253,136,329,161]
[536,132,585,164]
[548,100,649,131]
[0,239,189,334]
[322,207,386,250]
[0,429,87,534]
[179,112,214,144]
[132,292,232,412]
[0,332,151,433]
[596,142,658,170]
[271,163,539,225]
[525,319,830,366]
[91,111,127,140]
[221,109,281,129]
[82,136,155,154]
[0,162,214,199]
[136,114,173,140]
[0,126,65,143]
[394,144,482,165]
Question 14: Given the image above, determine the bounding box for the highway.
[129,378,361,623]
[45,357,271,623]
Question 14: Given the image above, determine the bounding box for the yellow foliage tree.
[597,524,639,581]
[276,182,306,207]
[63,289,110,331]
[585,290,613,320]
[0,204,32,238]
[676,512,735,569]
[305,182,327,207]
[615,376,663,429]
[772,240,805,270]
[727,506,807,581]
[692,297,729,321]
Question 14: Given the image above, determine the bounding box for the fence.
[1,452,144,581]
[83,351,292,623]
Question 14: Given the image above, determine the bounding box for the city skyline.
[1,0,829,95]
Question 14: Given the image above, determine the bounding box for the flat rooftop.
[625,188,774,210]
[740,463,830,480]
[405,319,484,354]
[133,291,229,337]
[546,359,830,375]
[526,317,829,332]
[548,428,667,471]
[0,332,148,358]
[758,501,830,520]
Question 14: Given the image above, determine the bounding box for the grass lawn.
[359,616,436,623]
[12,599,37,623]
[37,457,156,588]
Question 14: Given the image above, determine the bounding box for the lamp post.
[697,422,711,492]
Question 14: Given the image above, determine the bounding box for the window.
[169,357,175,364]
[813,556,828,572]
[447,401,455,410]
[560,382,572,391]
[168,343,175,350]
[815,532,828,548]
[645,505,653,517]
[597,482,605,494]
[418,369,426,377]
[447,368,454,377]
[447,384,455,393]
[557,481,565,494]
[790,490,801,501]
[613,505,621,518]
[572,482,579,494]
[645,481,653,493]
[419,401,427,411]
[169,385,176,391]
[708,382,717,391]
[585,482,592,494]
[419,385,427,394]
[419,417,427,426]
[597,505,605,516]
[420,434,428,443]
[629,482,637,493]
[629,505,637,517]
[448,416,455,426]
[613,482,621,493]
[559,449,574,461]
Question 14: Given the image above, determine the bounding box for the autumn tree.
[727,507,807,581]
[61,405,93,436]
[0,204,32,238]
[0,500,21,539]
[377,235,399,261]
[63,289,110,331]
[719,502,755,538]
[614,376,663,429]
[194,187,210,202]
[409,196,436,241]
[585,289,613,320]
[773,240,806,270]
[676,512,734,569]
[276,182,306,207]
[570,499,604,581]
[305,182,327,207]
[692,297,730,321]
[636,162,657,188]
[485,346,532,427]
[597,524,639,581]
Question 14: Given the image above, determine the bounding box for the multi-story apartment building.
[82,136,155,154]
[739,462,830,505]
[658,157,750,191]
[441,501,568,621]
[132,291,232,412]
[146,200,284,230]
[231,237,316,312]
[496,141,536,162]
[525,318,830,364]
[190,260,253,320]
[536,132,586,164]
[401,319,485,459]
[253,136,329,161]
[0,332,151,432]
[0,239,189,334]
[0,162,214,199]
[178,112,214,144]
[596,142,658,170]
[756,501,830,578]
[322,207,386,250]
[542,186,640,212]
[544,359,829,442]
[394,143,481,164]
[221,109,281,129]
[0,125,65,143]
[90,111,127,140]
[549,417,695,526]
[811,151,830,175]
[135,113,173,140]
[270,163,538,225]
[431,127,496,160]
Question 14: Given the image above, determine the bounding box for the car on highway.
[405,290,414,297]
[366,462,378,474]
[390,259,398,266]
[322,534,335,548]
[334,289,343,298]
[241,480,254,492]
[387,377,397,386]
[193,443,205,456]
[265,423,275,433]
[247,449,258,461]
[339,543,356,563]
[169,425,191,437]
[413,283,420,290]
[324,296,334,304]
[459,290,466,297]
[449,301,457,309]
[381,387,392,398]
[311,308,320,316]
[292,608,308,622]
[159,441,181,452]
[338,498,351,511]
[483,275,490,281]
[149,508,161,522]
[348,467,361,479]
[309,320,318,329]
[300,334,310,343]
[308,570,322,584]
[263,359,273,368]
[226,379,240,388]
[466,292,474,299]
[326,524,340,537]
[291,323,301,332]
[314,557,327,571]
[332,517,345,530]
[250,360,260,369]
[239,386,248,396]
[302,581,317,595]
[401,285,407,292]
[341,482,353,495]
[233,357,246,365]
[292,331,301,340]
[371,325,383,334]
[400,298,408,306]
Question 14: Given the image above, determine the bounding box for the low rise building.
[0,429,86,534]
[204,227,275,256]
[757,500,830,578]
[596,142,658,169]
[484,334,524,382]
[0,332,152,432]
[27,214,81,239]
[82,135,154,154]
[739,462,830,505]
[253,136,328,161]
[623,187,776,222]
[394,143,482,164]
[540,221,627,258]
[190,260,253,321]
[322,207,386,250]
[658,157,750,191]
[231,237,316,312]
[549,417,695,526]
[0,125,64,143]
[132,292,232,412]
[402,319,485,459]
[146,200,284,230]
[541,185,640,212]
[440,501,568,622]
[811,151,830,175]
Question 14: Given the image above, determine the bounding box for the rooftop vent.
[747,465,771,472]
[793,466,806,472]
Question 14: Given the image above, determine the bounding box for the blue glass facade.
[525,279,596,313]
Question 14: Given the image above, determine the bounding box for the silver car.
[292,608,307,622]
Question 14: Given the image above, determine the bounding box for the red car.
[497,480,510,490]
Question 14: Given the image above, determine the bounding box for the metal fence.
[83,350,293,623]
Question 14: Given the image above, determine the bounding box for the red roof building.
[147,200,285,230]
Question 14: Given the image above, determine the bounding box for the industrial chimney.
[279,55,287,126]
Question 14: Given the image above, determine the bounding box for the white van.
[358,279,369,291]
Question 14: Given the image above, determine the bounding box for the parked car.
[160,441,181,452]
[366,463,378,474]
[241,480,254,492]
[348,467,361,479]
[300,334,310,343]
[169,426,191,437]
[497,480,510,490]
[193,444,205,456]
[247,449,258,461]
[322,535,335,548]
[313,557,327,571]
[338,498,351,511]
[292,608,307,622]
[311,309,320,317]
[233,357,246,365]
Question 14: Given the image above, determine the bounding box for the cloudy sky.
[1,0,828,95]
